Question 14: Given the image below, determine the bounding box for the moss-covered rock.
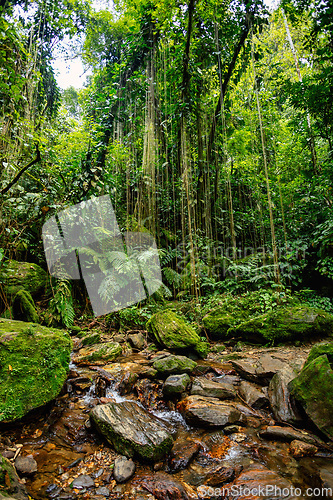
[290,351,333,440]
[0,260,48,297]
[153,355,197,375]
[227,306,333,344]
[12,290,39,323]
[304,341,333,367]
[203,310,241,338]
[0,456,29,499]
[0,319,72,422]
[81,332,101,346]
[74,342,122,365]
[147,310,208,358]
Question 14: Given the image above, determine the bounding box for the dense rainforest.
[1,0,333,498]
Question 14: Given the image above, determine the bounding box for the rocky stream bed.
[1,327,333,500]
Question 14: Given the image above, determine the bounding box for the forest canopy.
[1,0,333,319]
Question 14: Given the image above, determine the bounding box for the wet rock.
[0,260,47,297]
[289,440,318,458]
[153,355,197,376]
[12,290,39,323]
[256,354,290,378]
[147,310,209,358]
[190,377,236,400]
[74,342,122,366]
[15,456,37,475]
[128,332,145,350]
[95,486,110,496]
[0,456,30,499]
[140,471,189,500]
[90,402,174,460]
[268,366,302,424]
[204,465,236,486]
[71,474,95,489]
[238,381,269,409]
[319,465,333,491]
[177,395,243,428]
[0,319,72,422]
[214,463,302,499]
[168,437,200,472]
[2,450,15,459]
[289,347,333,440]
[259,425,320,445]
[113,456,136,483]
[163,374,191,395]
[230,359,260,383]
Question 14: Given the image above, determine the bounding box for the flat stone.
[140,471,189,499]
[256,354,290,378]
[163,373,191,395]
[90,402,174,461]
[177,395,244,428]
[231,355,291,384]
[238,381,269,409]
[113,456,136,483]
[259,426,320,445]
[268,366,302,424]
[95,486,110,497]
[190,377,236,399]
[71,474,95,489]
[230,359,259,382]
[15,456,38,475]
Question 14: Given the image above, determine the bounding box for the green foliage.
[48,280,75,328]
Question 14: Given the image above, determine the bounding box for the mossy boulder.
[147,311,208,358]
[0,319,72,422]
[12,290,39,323]
[290,346,333,440]
[153,355,197,375]
[227,306,333,344]
[74,342,122,365]
[0,260,48,297]
[203,310,242,338]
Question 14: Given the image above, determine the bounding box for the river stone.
[128,332,145,350]
[268,366,302,425]
[147,310,209,358]
[0,319,72,422]
[153,355,197,375]
[90,402,174,461]
[12,290,39,324]
[168,437,200,472]
[259,426,320,445]
[227,306,333,344]
[0,456,30,500]
[95,486,110,497]
[289,440,318,458]
[163,373,191,395]
[216,463,303,499]
[177,395,243,428]
[113,456,136,483]
[238,381,269,409]
[140,471,189,500]
[73,342,122,365]
[190,377,236,399]
[0,260,48,298]
[230,359,260,383]
[289,353,333,440]
[14,456,37,475]
[256,354,290,378]
[72,474,95,489]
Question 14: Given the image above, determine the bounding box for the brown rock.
[177,395,243,428]
[289,440,318,458]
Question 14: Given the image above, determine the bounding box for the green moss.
[12,290,39,323]
[304,342,333,367]
[290,354,333,440]
[0,260,48,297]
[147,310,206,358]
[153,355,197,375]
[81,332,101,346]
[0,318,72,422]
[227,306,333,344]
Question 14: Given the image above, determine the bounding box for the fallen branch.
[0,145,41,196]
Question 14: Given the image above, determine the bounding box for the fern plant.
[48,279,75,328]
